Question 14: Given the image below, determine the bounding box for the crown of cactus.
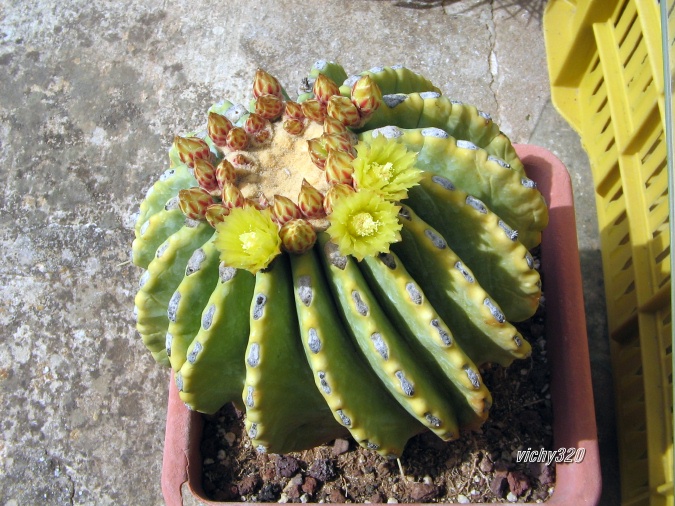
[131,61,549,458]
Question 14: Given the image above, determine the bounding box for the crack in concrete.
[487,0,499,117]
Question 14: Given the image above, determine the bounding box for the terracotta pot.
[160,145,602,505]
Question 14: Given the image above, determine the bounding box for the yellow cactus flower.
[352,135,421,201]
[214,207,281,274]
[326,189,402,261]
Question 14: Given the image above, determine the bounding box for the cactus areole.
[132,61,549,458]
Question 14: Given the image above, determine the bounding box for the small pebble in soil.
[308,458,338,482]
[275,455,301,478]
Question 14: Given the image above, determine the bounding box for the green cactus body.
[177,265,255,413]
[359,93,524,173]
[339,65,440,96]
[290,248,424,457]
[243,255,349,454]
[132,207,188,269]
[407,173,541,322]
[392,204,531,367]
[308,60,349,88]
[134,222,214,366]
[166,237,221,372]
[131,63,547,456]
[358,252,491,430]
[359,127,548,249]
[318,233,460,442]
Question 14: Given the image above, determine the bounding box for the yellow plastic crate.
[544,0,673,505]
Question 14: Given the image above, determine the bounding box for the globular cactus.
[131,61,548,457]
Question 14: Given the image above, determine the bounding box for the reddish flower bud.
[221,183,246,208]
[174,136,211,168]
[307,137,329,169]
[226,127,249,151]
[323,116,349,135]
[324,149,355,185]
[229,153,254,169]
[313,74,340,105]
[283,101,304,120]
[279,219,317,255]
[272,194,303,225]
[215,159,237,188]
[323,183,356,214]
[253,69,283,99]
[254,94,284,121]
[301,99,327,123]
[178,187,214,220]
[297,179,326,219]
[205,203,230,227]
[351,75,382,117]
[283,118,305,136]
[322,132,355,154]
[193,158,220,195]
[207,112,233,148]
[326,96,361,127]
[243,113,267,134]
[244,193,270,210]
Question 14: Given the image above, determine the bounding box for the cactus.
[131,61,548,456]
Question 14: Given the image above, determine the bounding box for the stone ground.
[0,0,619,504]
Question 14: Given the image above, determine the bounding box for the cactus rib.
[359,252,492,430]
[177,265,255,414]
[392,204,531,367]
[290,248,424,457]
[166,236,221,372]
[360,127,548,249]
[134,221,214,366]
[407,173,541,321]
[318,233,460,442]
[242,255,348,454]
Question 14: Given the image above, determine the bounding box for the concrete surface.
[0,0,618,504]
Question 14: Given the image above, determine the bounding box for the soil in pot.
[199,250,555,504]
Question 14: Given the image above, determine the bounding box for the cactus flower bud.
[307,137,329,169]
[351,75,382,117]
[327,96,361,127]
[229,153,254,169]
[279,219,317,255]
[193,158,220,195]
[297,179,326,219]
[254,94,284,120]
[207,112,233,148]
[174,136,211,168]
[253,69,283,99]
[215,159,237,188]
[283,118,305,136]
[244,193,270,210]
[178,187,214,220]
[324,149,355,185]
[244,113,269,135]
[323,116,349,135]
[312,74,340,105]
[205,203,231,227]
[272,194,303,225]
[322,132,355,154]
[283,101,304,121]
[221,183,246,208]
[226,127,249,151]
[301,99,327,123]
[323,183,356,214]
